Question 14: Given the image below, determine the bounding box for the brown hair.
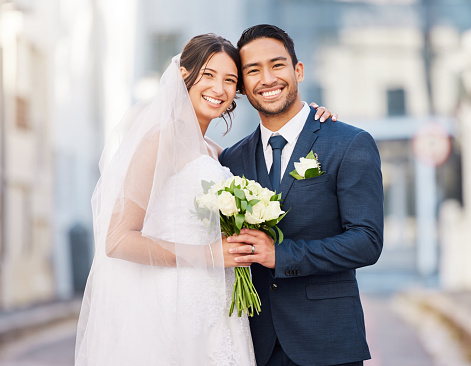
[180,34,241,134]
[237,24,298,69]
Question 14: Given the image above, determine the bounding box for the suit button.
[296,270,302,276]
[285,270,290,276]
[270,283,279,291]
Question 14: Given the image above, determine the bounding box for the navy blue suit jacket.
[219,107,383,366]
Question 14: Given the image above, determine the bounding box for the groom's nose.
[261,68,277,85]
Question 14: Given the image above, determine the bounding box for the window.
[387,88,406,117]
[15,95,29,129]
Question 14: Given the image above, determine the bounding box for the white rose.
[259,187,275,202]
[225,176,247,189]
[294,157,319,178]
[197,193,218,211]
[208,180,225,195]
[218,191,238,217]
[245,202,265,225]
[262,201,284,221]
[243,188,254,201]
[245,182,261,201]
[246,180,262,194]
[246,181,274,202]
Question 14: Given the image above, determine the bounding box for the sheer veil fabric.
[75,55,255,365]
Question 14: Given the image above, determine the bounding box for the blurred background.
[0,0,471,365]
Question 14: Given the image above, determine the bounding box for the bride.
[74,33,333,365]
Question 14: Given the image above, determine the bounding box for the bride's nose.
[211,79,224,95]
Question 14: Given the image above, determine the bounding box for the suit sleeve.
[218,148,228,164]
[274,131,384,278]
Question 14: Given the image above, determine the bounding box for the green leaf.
[265,226,276,240]
[246,204,253,214]
[235,196,241,209]
[240,200,247,212]
[265,219,277,227]
[289,171,304,180]
[235,213,245,230]
[248,199,260,206]
[275,225,284,244]
[304,168,319,179]
[277,210,289,222]
[306,151,315,159]
[234,188,246,200]
[270,193,282,201]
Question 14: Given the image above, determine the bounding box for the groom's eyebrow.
[242,57,288,70]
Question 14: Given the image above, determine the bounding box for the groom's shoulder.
[320,118,373,140]
[221,128,258,159]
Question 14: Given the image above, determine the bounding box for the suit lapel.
[255,137,272,190]
[242,127,261,182]
[279,108,321,199]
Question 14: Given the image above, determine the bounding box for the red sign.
[412,122,452,167]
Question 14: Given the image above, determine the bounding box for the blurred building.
[0,1,57,309]
[0,0,104,309]
[0,0,470,313]
[439,29,471,290]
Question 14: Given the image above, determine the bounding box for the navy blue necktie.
[268,135,287,193]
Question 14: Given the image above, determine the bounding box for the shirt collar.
[260,102,311,149]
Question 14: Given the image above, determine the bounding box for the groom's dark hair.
[237,24,298,68]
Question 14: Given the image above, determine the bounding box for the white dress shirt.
[260,102,311,180]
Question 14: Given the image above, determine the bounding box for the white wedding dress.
[75,53,255,366]
[76,156,256,366]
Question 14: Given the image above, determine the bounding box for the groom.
[220,25,383,366]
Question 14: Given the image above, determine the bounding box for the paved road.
[0,294,445,366]
[0,319,76,366]
[363,294,436,366]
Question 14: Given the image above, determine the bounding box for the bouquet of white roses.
[195,176,287,317]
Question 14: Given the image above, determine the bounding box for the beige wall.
[440,28,471,289]
[0,3,55,309]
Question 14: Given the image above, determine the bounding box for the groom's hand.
[227,229,275,269]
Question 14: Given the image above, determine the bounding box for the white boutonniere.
[289,151,325,180]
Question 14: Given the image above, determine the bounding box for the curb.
[400,289,471,362]
[0,298,81,343]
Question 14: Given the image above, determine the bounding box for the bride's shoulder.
[203,136,223,158]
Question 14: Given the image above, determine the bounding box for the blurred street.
[0,319,76,366]
[0,274,470,366]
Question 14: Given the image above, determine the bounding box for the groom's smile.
[260,88,282,99]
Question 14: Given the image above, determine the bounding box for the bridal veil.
[75,55,253,365]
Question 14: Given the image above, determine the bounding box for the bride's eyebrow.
[204,67,238,80]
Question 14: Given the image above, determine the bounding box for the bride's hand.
[310,102,338,122]
[222,234,251,268]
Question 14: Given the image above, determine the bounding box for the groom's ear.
[295,61,304,83]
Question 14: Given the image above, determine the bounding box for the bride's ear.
[180,67,188,79]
